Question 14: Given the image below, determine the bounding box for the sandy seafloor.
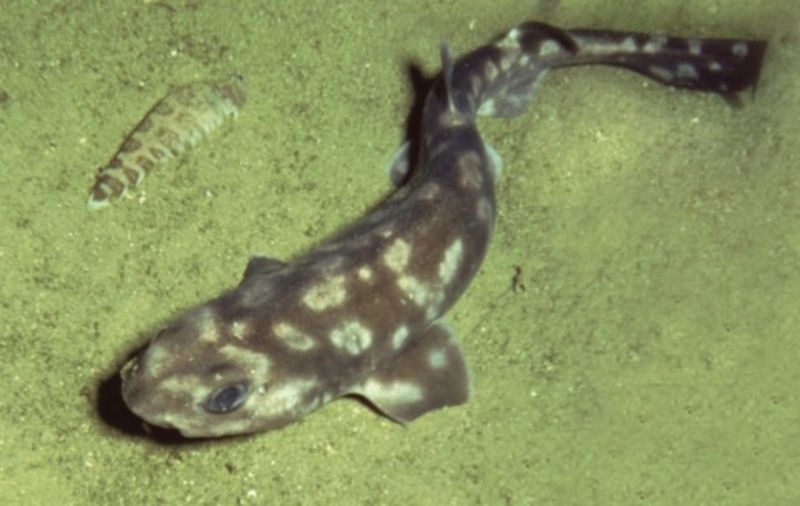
[0,0,797,504]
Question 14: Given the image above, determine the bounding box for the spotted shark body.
[120,22,766,437]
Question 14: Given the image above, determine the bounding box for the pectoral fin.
[241,255,287,282]
[351,321,470,424]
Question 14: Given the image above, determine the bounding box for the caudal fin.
[566,28,768,96]
[454,22,767,119]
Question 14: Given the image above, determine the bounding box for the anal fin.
[351,321,470,424]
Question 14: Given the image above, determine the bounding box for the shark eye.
[205,382,250,414]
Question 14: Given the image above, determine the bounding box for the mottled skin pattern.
[120,22,766,438]
[87,75,246,210]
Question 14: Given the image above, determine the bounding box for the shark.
[120,21,767,437]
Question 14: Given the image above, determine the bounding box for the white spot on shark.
[478,98,497,116]
[397,275,429,305]
[378,226,394,239]
[161,375,207,397]
[425,305,441,321]
[539,40,561,56]
[216,345,272,388]
[428,348,447,369]
[383,238,411,273]
[497,27,521,49]
[357,265,373,282]
[391,325,410,350]
[621,36,637,52]
[438,238,464,284]
[230,320,250,341]
[196,307,220,343]
[397,274,445,314]
[643,35,668,54]
[140,343,171,377]
[330,320,373,355]
[273,322,316,351]
[302,274,347,311]
[676,63,699,79]
[252,378,318,420]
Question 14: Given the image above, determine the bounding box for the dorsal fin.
[439,43,457,114]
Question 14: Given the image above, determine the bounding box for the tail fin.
[463,22,766,119]
[565,28,768,97]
